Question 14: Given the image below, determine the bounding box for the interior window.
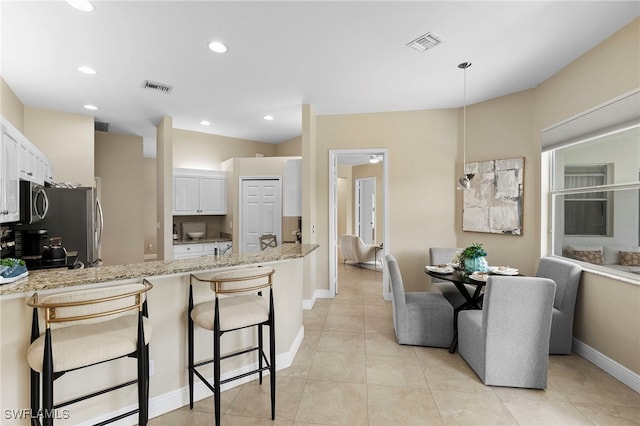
[563,165,611,236]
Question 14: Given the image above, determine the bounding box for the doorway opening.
[329,149,390,300]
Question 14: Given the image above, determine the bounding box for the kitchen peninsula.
[0,243,317,425]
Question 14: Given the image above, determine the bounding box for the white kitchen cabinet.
[173,243,203,259]
[173,168,226,215]
[283,158,302,216]
[1,126,20,223]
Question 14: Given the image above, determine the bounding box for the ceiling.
[2,1,638,158]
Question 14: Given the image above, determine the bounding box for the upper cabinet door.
[1,130,20,223]
[173,175,199,214]
[199,175,226,214]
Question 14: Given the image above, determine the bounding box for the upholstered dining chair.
[536,257,582,354]
[458,275,556,389]
[429,247,471,308]
[385,254,454,348]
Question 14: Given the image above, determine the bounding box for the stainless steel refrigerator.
[38,187,103,267]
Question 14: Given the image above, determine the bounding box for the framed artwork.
[462,157,524,235]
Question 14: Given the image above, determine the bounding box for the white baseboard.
[302,289,333,310]
[81,326,305,425]
[572,337,640,393]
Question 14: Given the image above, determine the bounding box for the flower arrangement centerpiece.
[460,243,489,274]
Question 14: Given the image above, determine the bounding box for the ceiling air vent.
[95,121,109,132]
[407,32,443,52]
[142,80,173,94]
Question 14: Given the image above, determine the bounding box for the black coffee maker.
[20,229,49,268]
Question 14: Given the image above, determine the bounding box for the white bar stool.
[188,266,276,425]
[27,280,153,426]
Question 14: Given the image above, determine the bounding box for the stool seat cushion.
[191,295,269,331]
[27,315,151,373]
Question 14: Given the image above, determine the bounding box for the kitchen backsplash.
[174,215,226,239]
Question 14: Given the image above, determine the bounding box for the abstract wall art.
[462,157,524,235]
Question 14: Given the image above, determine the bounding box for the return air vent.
[142,80,173,94]
[95,121,109,132]
[407,32,443,52]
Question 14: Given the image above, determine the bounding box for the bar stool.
[259,234,278,250]
[27,280,153,426]
[189,267,276,425]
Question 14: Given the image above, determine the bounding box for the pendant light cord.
[458,62,472,176]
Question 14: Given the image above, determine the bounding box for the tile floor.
[149,263,640,425]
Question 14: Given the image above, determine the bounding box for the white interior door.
[356,177,376,244]
[241,178,282,253]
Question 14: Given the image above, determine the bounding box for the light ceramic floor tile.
[502,399,592,425]
[227,376,305,421]
[364,330,418,358]
[366,354,428,388]
[431,389,518,426]
[367,383,443,425]
[573,401,640,426]
[147,262,640,426]
[308,351,366,383]
[295,380,368,425]
[317,330,366,354]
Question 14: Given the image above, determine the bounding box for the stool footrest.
[93,408,139,426]
[193,345,261,369]
[54,379,138,409]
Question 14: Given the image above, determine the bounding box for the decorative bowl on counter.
[187,231,205,239]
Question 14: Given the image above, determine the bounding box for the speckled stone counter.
[0,243,318,297]
[172,237,232,245]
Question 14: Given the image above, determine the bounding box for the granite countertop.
[173,237,232,245]
[0,243,318,297]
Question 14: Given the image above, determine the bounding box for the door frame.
[355,176,376,244]
[238,176,282,253]
[329,149,390,300]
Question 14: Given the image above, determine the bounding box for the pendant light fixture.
[457,61,475,190]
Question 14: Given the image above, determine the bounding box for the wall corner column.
[156,116,173,260]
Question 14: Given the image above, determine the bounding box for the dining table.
[425,268,488,353]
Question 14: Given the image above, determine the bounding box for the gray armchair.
[458,276,556,389]
[386,254,454,348]
[536,257,582,354]
[429,247,472,308]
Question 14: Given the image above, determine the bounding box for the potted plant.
[461,243,489,274]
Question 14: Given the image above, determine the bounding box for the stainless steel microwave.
[19,181,49,224]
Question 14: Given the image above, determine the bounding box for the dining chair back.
[458,276,556,389]
[386,254,454,348]
[536,257,582,354]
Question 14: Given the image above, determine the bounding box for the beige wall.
[95,131,145,266]
[532,18,640,374]
[24,107,95,186]
[173,128,277,170]
[1,77,24,131]
[276,135,302,156]
[143,158,157,256]
[455,89,537,275]
[315,109,459,293]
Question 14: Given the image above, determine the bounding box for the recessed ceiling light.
[77,66,96,75]
[67,0,95,12]
[200,120,211,126]
[208,41,228,53]
[264,115,274,121]
[84,104,98,110]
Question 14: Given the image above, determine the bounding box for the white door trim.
[329,149,390,300]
